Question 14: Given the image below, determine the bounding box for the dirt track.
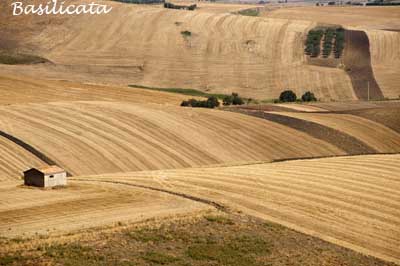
[81,154,400,264]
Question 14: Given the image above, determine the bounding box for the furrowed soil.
[0,101,344,179]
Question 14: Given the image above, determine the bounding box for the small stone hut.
[24,166,67,188]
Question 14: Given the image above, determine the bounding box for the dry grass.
[0,213,395,266]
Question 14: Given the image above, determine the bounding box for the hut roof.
[38,166,65,175]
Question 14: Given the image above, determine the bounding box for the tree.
[279,90,297,102]
[301,91,317,102]
[223,95,233,106]
[206,96,220,108]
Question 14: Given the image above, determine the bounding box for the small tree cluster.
[181,96,220,108]
[223,93,244,106]
[278,90,317,102]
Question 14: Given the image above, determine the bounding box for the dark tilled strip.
[231,109,377,155]
[343,30,384,100]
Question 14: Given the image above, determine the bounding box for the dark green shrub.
[301,91,317,102]
[279,90,297,102]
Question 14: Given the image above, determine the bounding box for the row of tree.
[180,91,317,109]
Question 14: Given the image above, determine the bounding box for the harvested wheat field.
[0,101,344,179]
[83,154,400,264]
[0,1,357,101]
[267,111,400,153]
[0,180,209,238]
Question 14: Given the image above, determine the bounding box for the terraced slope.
[0,180,209,238]
[87,154,400,264]
[268,111,400,153]
[0,101,344,178]
[0,2,355,101]
[0,138,45,181]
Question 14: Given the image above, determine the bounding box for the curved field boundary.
[74,178,227,212]
[273,111,400,154]
[93,154,400,264]
[230,109,376,154]
[344,30,384,100]
[344,107,400,134]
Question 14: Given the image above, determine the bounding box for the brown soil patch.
[344,30,384,100]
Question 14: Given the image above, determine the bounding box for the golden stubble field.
[77,154,400,264]
[0,2,400,265]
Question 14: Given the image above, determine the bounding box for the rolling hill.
[0,101,344,179]
[79,154,400,264]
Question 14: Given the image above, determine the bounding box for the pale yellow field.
[83,154,400,264]
[0,180,209,238]
[0,101,344,179]
[269,111,400,153]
